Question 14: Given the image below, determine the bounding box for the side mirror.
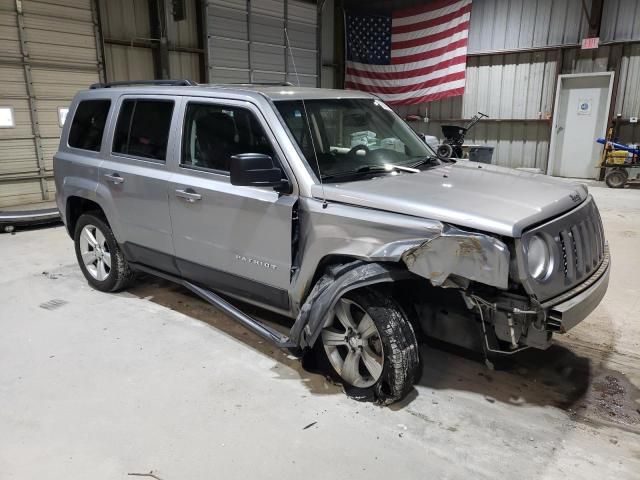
[230,153,288,190]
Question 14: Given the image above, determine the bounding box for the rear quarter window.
[68,100,111,152]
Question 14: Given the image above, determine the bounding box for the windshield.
[275,98,437,180]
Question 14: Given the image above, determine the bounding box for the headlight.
[527,235,551,280]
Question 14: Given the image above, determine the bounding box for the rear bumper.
[543,245,610,333]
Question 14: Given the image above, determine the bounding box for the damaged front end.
[291,224,524,353]
[401,225,510,290]
[396,226,554,353]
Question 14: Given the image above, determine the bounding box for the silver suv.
[54,80,610,404]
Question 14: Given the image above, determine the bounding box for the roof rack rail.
[211,82,295,87]
[89,79,197,89]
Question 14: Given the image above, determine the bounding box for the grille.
[555,209,605,283]
[519,196,606,301]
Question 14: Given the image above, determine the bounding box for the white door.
[548,73,614,179]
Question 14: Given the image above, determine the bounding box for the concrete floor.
[1,183,639,480]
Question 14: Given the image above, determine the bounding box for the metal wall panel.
[467,0,589,53]
[561,46,611,74]
[100,0,202,82]
[104,45,155,81]
[168,51,201,82]
[615,44,640,118]
[104,44,155,81]
[99,0,151,40]
[0,0,101,207]
[320,0,334,88]
[601,0,640,42]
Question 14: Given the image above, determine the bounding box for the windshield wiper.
[321,163,418,181]
[407,155,449,169]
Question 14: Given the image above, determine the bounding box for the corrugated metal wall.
[100,0,203,82]
[100,0,155,80]
[0,0,102,207]
[397,49,558,169]
[467,0,589,53]
[601,0,640,42]
[393,0,640,172]
[207,0,318,86]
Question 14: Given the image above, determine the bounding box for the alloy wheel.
[79,224,112,281]
[321,298,384,388]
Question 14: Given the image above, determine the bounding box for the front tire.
[605,168,627,188]
[319,288,420,405]
[74,213,132,292]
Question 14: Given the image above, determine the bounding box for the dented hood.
[314,161,588,237]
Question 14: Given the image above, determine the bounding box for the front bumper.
[542,245,611,333]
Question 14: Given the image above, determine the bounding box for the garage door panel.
[31,69,98,98]
[210,38,248,69]
[252,70,285,84]
[287,21,316,51]
[251,0,283,17]
[41,137,59,171]
[0,178,43,207]
[0,10,21,59]
[251,14,283,45]
[0,139,39,175]
[1,0,101,207]
[207,0,317,87]
[24,14,94,37]
[27,41,98,66]
[209,66,250,83]
[0,66,29,98]
[287,0,316,24]
[35,99,67,138]
[209,6,247,41]
[0,100,33,138]
[21,0,93,23]
[287,48,316,76]
[251,43,284,72]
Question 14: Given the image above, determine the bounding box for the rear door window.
[112,99,174,161]
[68,100,111,151]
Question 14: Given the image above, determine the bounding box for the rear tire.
[317,288,420,405]
[74,212,133,292]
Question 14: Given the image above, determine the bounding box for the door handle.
[175,188,202,203]
[104,172,124,184]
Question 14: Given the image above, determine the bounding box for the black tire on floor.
[74,212,133,292]
[314,287,420,406]
[605,168,627,188]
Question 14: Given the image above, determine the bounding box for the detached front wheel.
[320,288,420,405]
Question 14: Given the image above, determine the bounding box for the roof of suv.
[86,82,375,102]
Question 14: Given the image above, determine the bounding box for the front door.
[168,98,295,311]
[549,73,613,179]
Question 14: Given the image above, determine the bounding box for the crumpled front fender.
[291,261,412,347]
[401,226,510,289]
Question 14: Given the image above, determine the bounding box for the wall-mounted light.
[0,106,15,128]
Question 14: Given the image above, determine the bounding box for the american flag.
[345,0,472,105]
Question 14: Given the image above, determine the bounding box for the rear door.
[99,95,180,274]
[168,97,296,311]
